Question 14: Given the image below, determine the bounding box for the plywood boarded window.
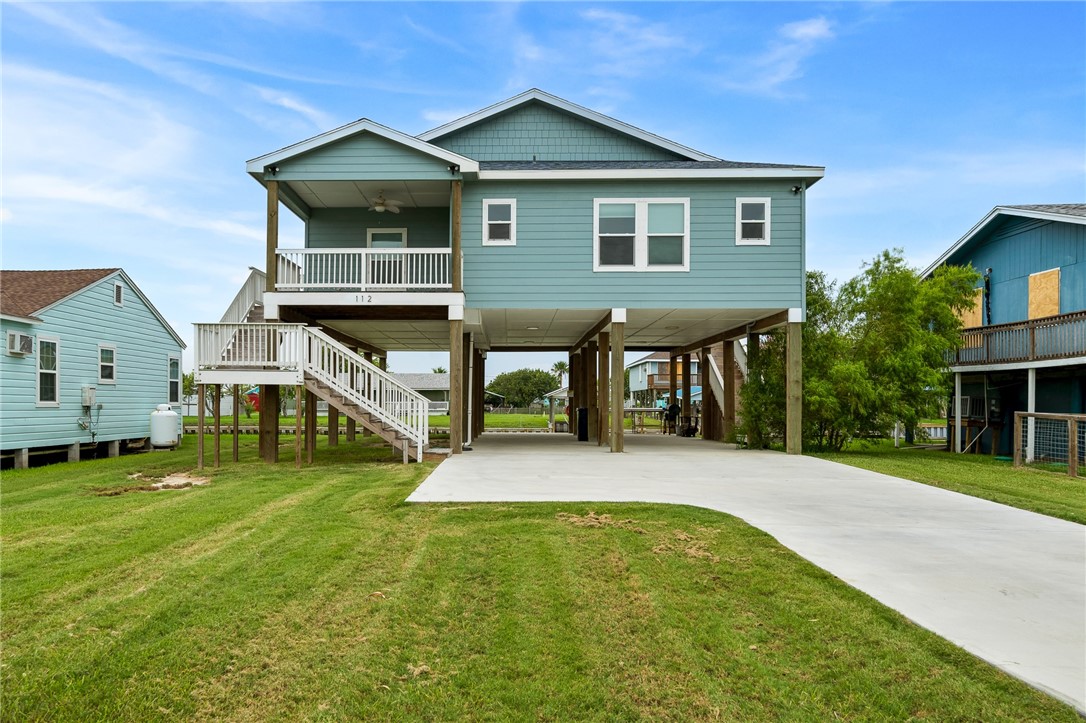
[959,287,984,328]
[1028,268,1060,319]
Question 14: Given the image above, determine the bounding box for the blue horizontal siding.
[461,180,804,309]
[308,207,450,249]
[275,133,455,181]
[430,102,685,162]
[0,277,183,449]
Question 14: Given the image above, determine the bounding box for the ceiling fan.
[368,191,404,214]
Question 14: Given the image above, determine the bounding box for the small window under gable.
[114,282,124,306]
[37,337,59,406]
[99,345,116,384]
[168,355,181,405]
[736,198,771,245]
[483,199,516,246]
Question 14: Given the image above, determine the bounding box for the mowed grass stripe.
[1,437,1078,721]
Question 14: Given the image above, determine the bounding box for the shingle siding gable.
[428,103,685,162]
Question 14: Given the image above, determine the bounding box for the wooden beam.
[328,405,339,447]
[610,322,625,452]
[681,353,691,420]
[450,319,464,453]
[305,389,317,464]
[701,347,715,441]
[462,332,471,443]
[671,310,790,357]
[586,339,598,442]
[295,385,303,468]
[786,321,802,455]
[232,384,240,463]
[451,180,463,293]
[213,384,222,468]
[259,384,279,463]
[598,331,610,446]
[669,355,678,408]
[571,311,612,354]
[197,384,205,471]
[266,180,279,292]
[722,341,736,442]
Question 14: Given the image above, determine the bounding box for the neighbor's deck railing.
[275,248,451,291]
[949,310,1086,366]
[195,323,305,372]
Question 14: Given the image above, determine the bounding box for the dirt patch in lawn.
[555,511,647,534]
[93,472,210,496]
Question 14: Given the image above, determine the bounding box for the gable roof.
[922,204,1086,278]
[246,119,479,178]
[393,372,450,391]
[0,268,186,347]
[418,89,720,163]
[1,268,118,322]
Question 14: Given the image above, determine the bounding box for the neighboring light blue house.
[195,89,823,461]
[627,351,699,407]
[922,204,1086,456]
[1,268,186,468]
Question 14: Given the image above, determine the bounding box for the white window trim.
[482,199,517,246]
[36,335,60,407]
[114,281,124,306]
[365,228,408,247]
[98,344,117,385]
[168,354,181,405]
[593,198,690,273]
[736,197,771,246]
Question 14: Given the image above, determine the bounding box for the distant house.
[1,269,186,468]
[922,204,1085,455]
[393,373,450,413]
[626,351,699,407]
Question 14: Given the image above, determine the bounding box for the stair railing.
[302,327,428,460]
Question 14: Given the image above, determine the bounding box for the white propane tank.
[150,404,180,448]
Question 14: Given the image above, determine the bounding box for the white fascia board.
[195,369,302,386]
[246,118,479,174]
[922,206,1086,278]
[950,355,1086,374]
[1,313,41,325]
[477,167,825,182]
[418,88,720,162]
[264,291,465,318]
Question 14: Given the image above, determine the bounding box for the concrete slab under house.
[193,89,823,465]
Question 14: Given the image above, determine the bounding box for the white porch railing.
[275,248,451,291]
[193,323,428,460]
[220,268,266,323]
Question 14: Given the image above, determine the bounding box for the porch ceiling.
[288,180,451,209]
[316,307,785,353]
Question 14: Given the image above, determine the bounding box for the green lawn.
[185,412,563,429]
[1,438,1076,721]
[813,441,1086,525]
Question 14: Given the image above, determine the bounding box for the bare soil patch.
[93,473,210,496]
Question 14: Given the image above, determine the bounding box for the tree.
[551,360,569,387]
[182,371,229,416]
[432,366,447,374]
[487,368,559,408]
[741,251,978,451]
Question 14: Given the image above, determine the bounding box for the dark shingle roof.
[479,160,822,171]
[0,269,119,320]
[1002,204,1086,218]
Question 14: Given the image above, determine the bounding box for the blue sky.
[3,2,1083,378]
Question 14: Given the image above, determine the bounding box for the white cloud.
[580,8,692,79]
[403,16,469,55]
[719,16,836,97]
[253,87,336,130]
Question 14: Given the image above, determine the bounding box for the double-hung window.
[594,199,689,272]
[37,337,59,406]
[736,198,771,245]
[168,355,181,405]
[99,345,116,384]
[482,199,516,246]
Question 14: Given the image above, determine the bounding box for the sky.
[2,1,1084,380]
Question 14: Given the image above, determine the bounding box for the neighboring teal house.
[627,351,699,407]
[922,204,1086,457]
[1,269,186,468]
[195,89,823,461]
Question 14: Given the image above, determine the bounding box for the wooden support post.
[1068,419,1078,478]
[259,384,279,463]
[197,383,205,470]
[610,321,625,452]
[586,339,598,442]
[474,350,485,438]
[295,385,303,468]
[669,355,678,407]
[213,384,222,468]
[232,384,240,463]
[722,341,736,442]
[570,351,581,435]
[305,389,317,464]
[1013,413,1023,467]
[451,180,463,293]
[450,318,464,453]
[463,333,471,443]
[700,347,715,442]
[328,405,339,447]
[266,179,279,292]
[598,331,610,446]
[786,322,802,455]
[681,353,692,422]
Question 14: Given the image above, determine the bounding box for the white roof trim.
[922,205,1086,278]
[246,118,479,175]
[478,167,824,182]
[418,89,720,162]
[34,270,187,348]
[1,313,41,325]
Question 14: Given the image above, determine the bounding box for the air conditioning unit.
[7,332,33,355]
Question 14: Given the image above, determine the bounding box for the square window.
[483,199,517,246]
[736,198,771,245]
[599,236,635,266]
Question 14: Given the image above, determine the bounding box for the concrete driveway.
[408,432,1086,712]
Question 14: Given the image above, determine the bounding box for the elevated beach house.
[1,269,185,468]
[194,89,823,462]
[923,204,1085,458]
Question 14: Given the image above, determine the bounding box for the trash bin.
[577,407,589,441]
